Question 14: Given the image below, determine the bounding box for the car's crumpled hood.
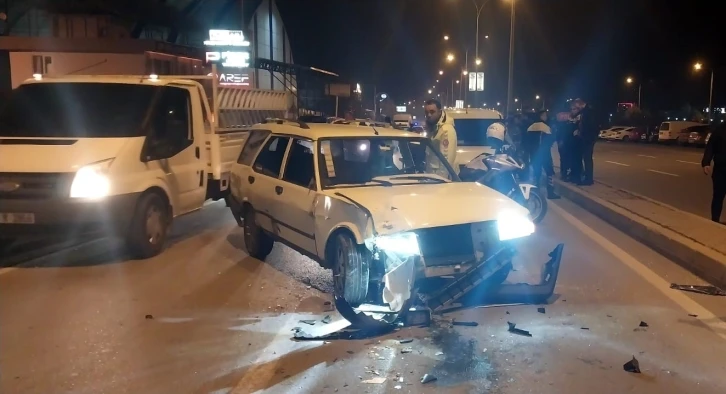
[331,182,528,235]
[0,137,130,172]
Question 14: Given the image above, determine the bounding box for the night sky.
[275,0,723,114]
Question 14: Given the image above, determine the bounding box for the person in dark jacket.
[569,98,598,185]
[702,124,726,223]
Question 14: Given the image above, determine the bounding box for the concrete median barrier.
[554,179,726,289]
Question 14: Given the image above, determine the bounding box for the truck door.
[143,86,206,214]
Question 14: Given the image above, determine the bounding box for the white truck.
[0,73,292,258]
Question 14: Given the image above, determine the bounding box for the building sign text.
[219,73,251,86]
[204,29,251,69]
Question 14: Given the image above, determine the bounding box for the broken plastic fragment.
[401,347,413,354]
[452,320,478,327]
[688,314,698,318]
[507,321,532,337]
[537,307,546,314]
[362,377,386,384]
[322,315,332,324]
[398,338,413,344]
[381,257,415,312]
[299,320,316,326]
[670,283,726,296]
[639,321,648,328]
[623,356,641,373]
[421,374,437,384]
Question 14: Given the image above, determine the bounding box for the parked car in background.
[599,126,624,139]
[606,126,641,142]
[686,124,710,147]
[658,121,702,144]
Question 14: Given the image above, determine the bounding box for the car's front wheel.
[243,208,274,260]
[331,232,370,306]
[126,193,169,259]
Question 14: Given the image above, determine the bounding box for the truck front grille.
[0,172,72,199]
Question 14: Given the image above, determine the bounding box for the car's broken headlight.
[374,232,420,257]
[497,209,535,241]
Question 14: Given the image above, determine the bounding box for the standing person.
[528,110,561,199]
[567,100,584,183]
[554,109,574,180]
[573,98,598,185]
[702,124,726,223]
[424,98,459,173]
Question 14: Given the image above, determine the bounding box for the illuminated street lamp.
[462,70,468,75]
[428,89,432,94]
[535,94,544,110]
[475,58,482,66]
[439,70,444,75]
[447,53,455,62]
[625,76,641,108]
[444,35,449,40]
[456,80,460,84]
[694,62,714,124]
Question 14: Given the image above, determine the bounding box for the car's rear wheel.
[243,209,274,260]
[331,232,370,306]
[622,136,630,142]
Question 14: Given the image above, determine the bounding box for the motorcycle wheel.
[526,188,548,224]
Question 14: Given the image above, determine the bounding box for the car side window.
[282,139,316,189]
[238,130,270,165]
[253,136,290,177]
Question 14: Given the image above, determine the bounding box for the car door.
[231,129,271,201]
[275,138,318,255]
[248,135,291,232]
[143,86,206,215]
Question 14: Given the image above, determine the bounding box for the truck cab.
[0,74,290,258]
[446,108,505,171]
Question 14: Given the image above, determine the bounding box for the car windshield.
[0,82,159,138]
[318,137,456,188]
[453,118,500,146]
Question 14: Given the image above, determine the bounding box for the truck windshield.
[0,82,160,138]
[453,118,500,146]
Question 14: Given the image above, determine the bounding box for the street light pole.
[638,84,642,108]
[506,0,515,116]
[472,0,490,108]
[708,70,714,124]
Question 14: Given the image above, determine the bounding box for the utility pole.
[505,0,515,116]
[708,70,714,124]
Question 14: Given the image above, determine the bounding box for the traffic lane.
[596,140,706,164]
[1,201,726,393]
[553,142,711,217]
[589,144,712,218]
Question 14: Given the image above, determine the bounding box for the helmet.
[486,122,506,142]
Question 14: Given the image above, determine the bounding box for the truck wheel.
[243,209,273,260]
[126,193,169,259]
[331,233,370,306]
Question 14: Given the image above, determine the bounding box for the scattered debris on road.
[420,374,437,384]
[145,314,153,320]
[452,320,479,327]
[623,356,641,373]
[362,377,386,384]
[688,314,698,317]
[398,338,413,344]
[507,321,533,337]
[639,321,648,327]
[401,347,413,354]
[580,327,590,330]
[299,319,316,326]
[670,283,726,296]
[537,307,546,314]
[322,315,332,324]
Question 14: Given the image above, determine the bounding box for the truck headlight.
[497,209,535,241]
[374,232,420,257]
[70,160,112,199]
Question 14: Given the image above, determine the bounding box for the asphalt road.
[2,200,726,393]
[553,141,713,218]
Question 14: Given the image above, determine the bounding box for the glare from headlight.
[70,166,110,199]
[497,209,535,241]
[374,232,420,257]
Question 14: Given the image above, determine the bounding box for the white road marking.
[677,160,701,165]
[638,154,656,159]
[550,202,726,342]
[605,160,630,166]
[647,169,679,177]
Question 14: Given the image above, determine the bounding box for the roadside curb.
[553,179,726,289]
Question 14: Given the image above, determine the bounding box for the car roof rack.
[262,118,310,129]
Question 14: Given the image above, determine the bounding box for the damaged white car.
[228,120,540,326]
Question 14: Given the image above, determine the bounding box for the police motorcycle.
[459,122,548,224]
